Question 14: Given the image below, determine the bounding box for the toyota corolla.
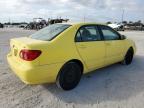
[7,23,136,90]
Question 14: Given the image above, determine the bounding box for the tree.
[138,20,141,23]
[122,21,127,24]
[106,21,112,24]
[129,21,133,24]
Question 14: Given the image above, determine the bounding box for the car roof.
[60,22,107,26]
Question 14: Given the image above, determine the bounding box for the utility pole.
[9,17,11,23]
[122,9,125,23]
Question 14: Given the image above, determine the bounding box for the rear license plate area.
[12,45,18,56]
[13,49,18,56]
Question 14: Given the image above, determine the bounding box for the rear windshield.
[30,24,71,41]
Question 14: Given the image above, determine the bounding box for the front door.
[75,25,106,72]
[99,25,125,65]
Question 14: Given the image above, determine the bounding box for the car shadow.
[42,55,144,104]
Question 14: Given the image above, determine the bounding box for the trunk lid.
[9,37,48,66]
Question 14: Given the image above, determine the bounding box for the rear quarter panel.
[37,25,89,73]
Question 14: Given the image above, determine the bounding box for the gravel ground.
[0,28,144,108]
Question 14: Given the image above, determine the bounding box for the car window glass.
[76,31,82,42]
[100,26,120,40]
[30,24,71,41]
[76,25,101,42]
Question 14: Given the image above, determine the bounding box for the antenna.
[84,16,85,22]
[83,11,86,22]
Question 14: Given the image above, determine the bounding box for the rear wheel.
[122,48,134,65]
[56,62,82,91]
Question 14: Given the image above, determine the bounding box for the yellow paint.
[7,22,136,84]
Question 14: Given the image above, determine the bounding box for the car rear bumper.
[7,54,63,84]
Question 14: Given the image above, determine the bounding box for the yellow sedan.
[7,22,136,90]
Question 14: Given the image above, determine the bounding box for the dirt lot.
[0,28,144,108]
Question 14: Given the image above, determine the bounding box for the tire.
[56,62,82,91]
[122,48,134,65]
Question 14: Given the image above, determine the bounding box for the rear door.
[75,25,106,72]
[98,25,125,65]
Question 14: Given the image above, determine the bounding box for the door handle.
[105,42,111,46]
[79,45,87,49]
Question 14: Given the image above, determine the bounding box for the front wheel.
[56,62,82,91]
[122,48,134,65]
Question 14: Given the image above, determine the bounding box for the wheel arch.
[57,59,84,79]
[66,59,84,74]
[128,46,134,54]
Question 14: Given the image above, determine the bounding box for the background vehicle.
[0,23,4,28]
[108,23,125,31]
[7,23,136,90]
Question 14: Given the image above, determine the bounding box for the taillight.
[19,49,41,61]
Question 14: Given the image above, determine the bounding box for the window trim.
[98,25,122,41]
[75,24,103,42]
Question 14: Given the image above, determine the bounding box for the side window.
[75,25,101,42]
[100,26,120,40]
[76,31,82,42]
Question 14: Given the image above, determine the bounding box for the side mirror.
[121,35,126,40]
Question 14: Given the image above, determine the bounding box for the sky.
[0,0,144,23]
